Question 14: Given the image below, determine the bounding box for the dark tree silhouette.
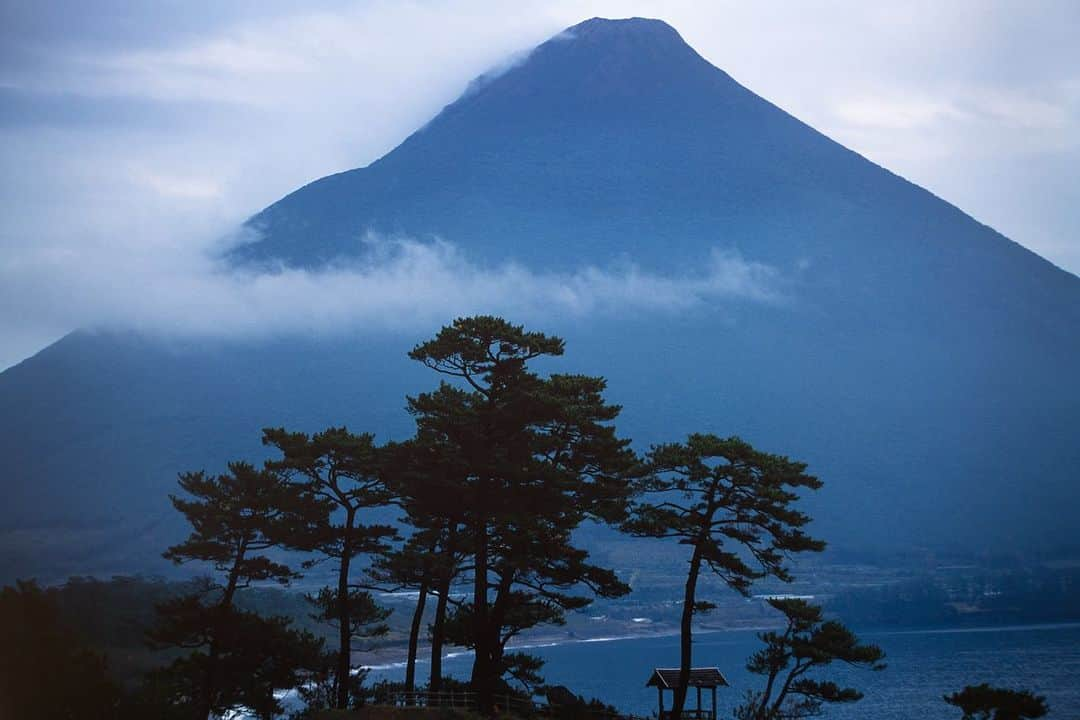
[149,598,323,720]
[945,684,1049,720]
[263,426,398,709]
[151,461,325,719]
[0,580,121,719]
[375,435,473,694]
[624,435,825,718]
[367,534,437,694]
[163,462,318,604]
[734,599,885,720]
[407,316,637,712]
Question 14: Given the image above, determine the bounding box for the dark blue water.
[369,623,1080,718]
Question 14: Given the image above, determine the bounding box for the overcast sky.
[1,0,1078,369]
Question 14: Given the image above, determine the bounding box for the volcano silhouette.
[3,18,1078,579]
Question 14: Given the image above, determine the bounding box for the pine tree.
[623,435,825,718]
[367,535,435,695]
[408,316,636,712]
[378,435,473,694]
[734,599,884,720]
[151,461,325,719]
[149,599,323,720]
[262,426,398,709]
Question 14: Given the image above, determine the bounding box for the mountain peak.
[564,16,683,41]
[438,16,730,118]
[525,15,711,81]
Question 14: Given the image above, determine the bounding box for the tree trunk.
[672,543,704,719]
[198,540,248,719]
[429,571,451,692]
[196,634,218,720]
[405,576,430,695]
[336,510,355,709]
[486,570,514,693]
[471,519,492,714]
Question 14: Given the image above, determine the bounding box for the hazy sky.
[1,1,1078,369]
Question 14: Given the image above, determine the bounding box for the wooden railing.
[385,689,541,714]
[382,690,649,720]
[660,710,715,720]
[384,689,477,709]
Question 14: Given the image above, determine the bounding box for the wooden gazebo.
[645,667,729,720]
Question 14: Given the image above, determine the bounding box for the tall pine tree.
[378,435,473,693]
[408,316,636,712]
[624,435,825,719]
[263,427,398,709]
[151,461,324,719]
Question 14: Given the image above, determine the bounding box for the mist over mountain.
[2,17,1078,581]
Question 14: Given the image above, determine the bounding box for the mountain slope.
[235,19,1079,330]
[2,17,1078,580]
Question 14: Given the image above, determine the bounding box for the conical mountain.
[236,17,1079,346]
[2,18,1078,580]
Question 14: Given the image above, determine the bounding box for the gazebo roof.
[646,668,729,689]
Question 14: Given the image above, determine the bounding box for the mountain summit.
[1,18,1078,579]
[231,17,1078,330]
[464,16,728,102]
[232,15,839,271]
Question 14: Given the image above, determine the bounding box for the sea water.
[368,623,1080,718]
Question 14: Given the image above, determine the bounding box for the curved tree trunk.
[672,544,704,719]
[335,511,355,709]
[405,577,430,695]
[196,635,218,720]
[429,571,451,692]
[198,540,248,719]
[487,570,514,695]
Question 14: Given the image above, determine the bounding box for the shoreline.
[355,623,685,670]
[356,619,1080,671]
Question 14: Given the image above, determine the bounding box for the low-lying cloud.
[0,229,780,365]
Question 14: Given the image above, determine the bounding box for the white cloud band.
[0,232,780,355]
